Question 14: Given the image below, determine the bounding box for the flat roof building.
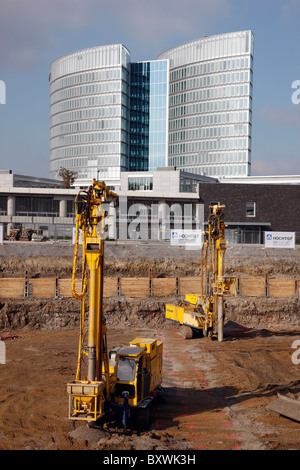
[1,169,299,244]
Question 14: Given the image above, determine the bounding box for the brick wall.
[198,182,300,232]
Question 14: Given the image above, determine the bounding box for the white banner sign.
[0,225,3,244]
[171,229,203,248]
[265,231,295,249]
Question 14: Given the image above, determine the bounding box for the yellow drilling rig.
[67,179,163,430]
[166,204,235,342]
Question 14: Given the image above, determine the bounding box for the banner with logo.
[265,232,295,249]
[171,229,203,248]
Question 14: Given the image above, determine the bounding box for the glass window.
[117,357,137,382]
[0,196,8,214]
[246,202,255,217]
[128,176,153,191]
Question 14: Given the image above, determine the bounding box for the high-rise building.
[49,31,253,188]
[49,44,131,189]
[158,31,254,178]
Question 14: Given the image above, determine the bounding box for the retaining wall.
[0,276,299,299]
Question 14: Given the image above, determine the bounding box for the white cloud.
[281,0,300,16]
[0,0,233,68]
[259,105,300,126]
[110,0,233,48]
[0,0,98,68]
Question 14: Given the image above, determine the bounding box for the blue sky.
[0,0,300,178]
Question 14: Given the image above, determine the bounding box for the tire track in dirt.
[153,326,241,450]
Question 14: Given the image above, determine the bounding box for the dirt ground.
[1,241,300,451]
[1,324,300,451]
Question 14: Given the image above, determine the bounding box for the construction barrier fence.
[0,276,300,299]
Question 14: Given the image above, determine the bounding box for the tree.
[57,167,78,188]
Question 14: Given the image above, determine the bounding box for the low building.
[0,170,76,238]
[198,179,300,243]
[0,168,299,243]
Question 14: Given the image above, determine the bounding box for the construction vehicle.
[67,179,163,430]
[166,204,235,342]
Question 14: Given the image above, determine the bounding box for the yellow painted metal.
[67,179,117,422]
[67,180,163,426]
[165,204,235,341]
[112,338,163,408]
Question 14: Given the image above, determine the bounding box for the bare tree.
[57,167,78,188]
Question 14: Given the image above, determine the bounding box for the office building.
[49,44,131,190]
[49,31,253,188]
[158,30,253,178]
[1,168,300,244]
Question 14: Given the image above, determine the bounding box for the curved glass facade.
[49,31,253,187]
[157,31,254,177]
[49,44,131,188]
[130,60,169,172]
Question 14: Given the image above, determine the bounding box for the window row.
[169,150,249,166]
[15,196,59,217]
[97,155,120,166]
[50,93,127,115]
[170,70,251,95]
[170,56,251,82]
[50,130,126,150]
[51,81,125,106]
[97,166,122,178]
[170,111,250,132]
[128,176,153,191]
[50,67,124,94]
[50,157,88,172]
[50,155,123,173]
[169,83,251,107]
[169,100,251,129]
[179,164,249,177]
[169,96,251,119]
[169,137,250,155]
[50,106,122,127]
[170,123,250,143]
[51,117,126,138]
[51,142,127,158]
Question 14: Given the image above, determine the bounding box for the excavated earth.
[1,241,300,451]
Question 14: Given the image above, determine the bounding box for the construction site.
[1,182,300,452]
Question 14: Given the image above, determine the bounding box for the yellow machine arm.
[68,180,163,430]
[201,204,231,341]
[166,204,234,342]
[67,179,117,424]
